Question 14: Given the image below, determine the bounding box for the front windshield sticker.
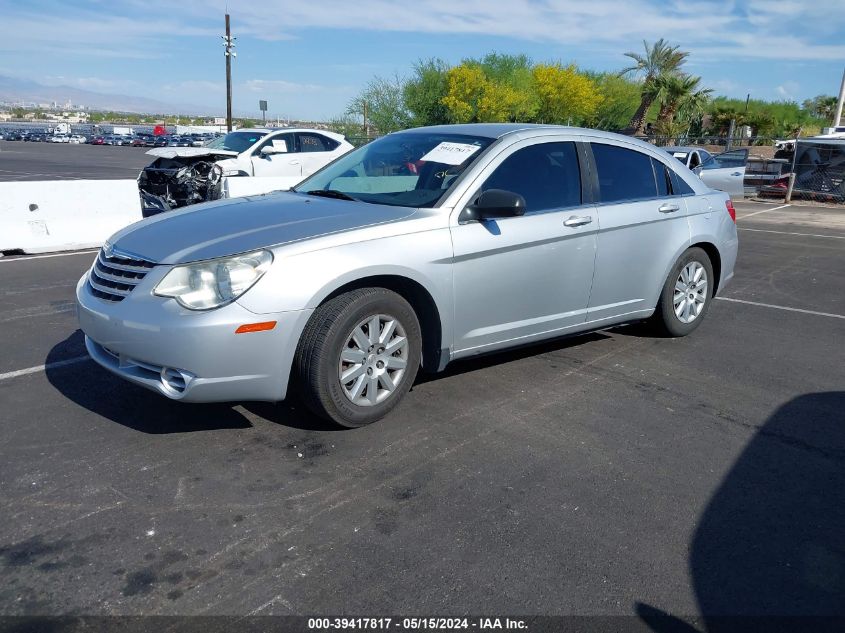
[420,142,482,165]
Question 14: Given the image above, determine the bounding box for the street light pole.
[223,14,236,133]
[834,67,845,128]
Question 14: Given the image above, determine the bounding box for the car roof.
[392,123,668,150]
[238,127,327,134]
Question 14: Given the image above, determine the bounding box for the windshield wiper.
[303,189,359,202]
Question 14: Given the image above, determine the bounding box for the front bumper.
[76,272,313,403]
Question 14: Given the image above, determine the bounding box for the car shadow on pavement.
[45,330,254,434]
[246,332,611,431]
[415,330,610,383]
[636,390,845,632]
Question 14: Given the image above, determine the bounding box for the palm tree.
[619,38,689,135]
[651,75,712,145]
[655,74,710,127]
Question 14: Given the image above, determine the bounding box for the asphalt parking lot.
[0,140,150,181]
[1,200,843,624]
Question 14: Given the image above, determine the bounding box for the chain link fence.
[780,139,845,204]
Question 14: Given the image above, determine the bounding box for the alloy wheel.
[673,261,708,324]
[338,314,408,406]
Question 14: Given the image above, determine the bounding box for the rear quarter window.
[670,169,696,195]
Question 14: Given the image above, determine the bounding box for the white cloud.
[172,0,845,63]
[776,81,801,99]
[4,1,844,67]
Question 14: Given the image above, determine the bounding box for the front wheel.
[652,247,714,337]
[295,288,422,428]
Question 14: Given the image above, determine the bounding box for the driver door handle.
[658,204,680,213]
[731,171,742,176]
[289,159,300,165]
[563,215,593,227]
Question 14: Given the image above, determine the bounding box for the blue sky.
[1,0,843,120]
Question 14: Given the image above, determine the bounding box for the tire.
[652,247,714,337]
[295,288,422,428]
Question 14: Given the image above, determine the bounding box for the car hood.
[145,147,239,159]
[109,192,417,265]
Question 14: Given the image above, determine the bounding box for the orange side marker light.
[235,321,277,334]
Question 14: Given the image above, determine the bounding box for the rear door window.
[296,133,338,153]
[702,148,748,170]
[591,143,658,203]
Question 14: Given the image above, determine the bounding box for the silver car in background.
[77,124,738,427]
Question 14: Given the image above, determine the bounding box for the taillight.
[725,199,736,223]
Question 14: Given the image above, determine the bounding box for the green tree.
[619,38,689,135]
[327,113,366,140]
[404,58,450,126]
[587,72,641,130]
[347,73,412,135]
[802,94,838,120]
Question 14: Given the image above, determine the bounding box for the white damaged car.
[137,128,354,216]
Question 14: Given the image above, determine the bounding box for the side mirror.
[260,146,281,157]
[464,189,526,221]
[692,165,703,176]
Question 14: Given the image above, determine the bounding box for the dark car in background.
[167,136,193,147]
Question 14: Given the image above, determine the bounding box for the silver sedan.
[77,124,738,427]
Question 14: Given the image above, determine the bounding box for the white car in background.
[664,146,748,199]
[137,128,354,215]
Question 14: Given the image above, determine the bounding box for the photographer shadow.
[637,391,845,632]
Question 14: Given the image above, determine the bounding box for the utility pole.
[834,67,845,128]
[222,14,236,132]
[363,101,369,138]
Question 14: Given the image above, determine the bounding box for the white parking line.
[0,250,98,263]
[737,228,845,240]
[737,204,790,219]
[716,297,845,320]
[0,355,91,382]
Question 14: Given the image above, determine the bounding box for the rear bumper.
[76,273,313,403]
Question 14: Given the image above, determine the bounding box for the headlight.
[154,250,273,310]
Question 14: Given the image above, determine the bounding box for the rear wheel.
[652,247,714,337]
[295,288,421,428]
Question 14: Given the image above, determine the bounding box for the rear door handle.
[563,215,593,227]
[658,204,680,213]
[731,171,742,176]
[289,159,301,165]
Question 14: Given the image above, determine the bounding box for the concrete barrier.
[0,180,143,254]
[223,176,303,199]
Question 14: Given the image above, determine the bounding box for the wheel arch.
[320,274,446,373]
[690,241,723,296]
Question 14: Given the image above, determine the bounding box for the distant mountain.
[0,75,213,115]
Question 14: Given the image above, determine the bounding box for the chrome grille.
[88,247,156,302]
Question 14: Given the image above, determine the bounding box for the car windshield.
[206,131,268,153]
[294,132,495,208]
